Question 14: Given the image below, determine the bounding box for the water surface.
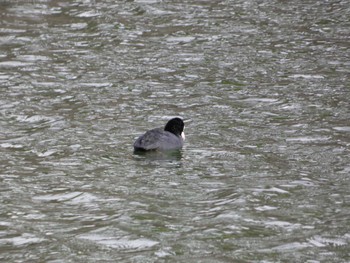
[1,0,350,262]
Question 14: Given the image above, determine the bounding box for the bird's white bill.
[181,131,186,141]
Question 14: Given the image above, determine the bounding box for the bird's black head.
[164,117,185,137]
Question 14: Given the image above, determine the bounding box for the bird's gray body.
[134,128,184,151]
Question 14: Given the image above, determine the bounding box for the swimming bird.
[134,117,185,151]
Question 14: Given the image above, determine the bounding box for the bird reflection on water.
[133,148,183,162]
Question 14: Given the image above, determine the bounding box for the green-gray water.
[1,0,349,262]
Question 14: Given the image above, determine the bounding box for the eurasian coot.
[134,117,185,151]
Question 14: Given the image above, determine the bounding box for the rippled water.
[1,0,350,262]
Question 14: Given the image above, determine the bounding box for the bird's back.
[134,128,183,151]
